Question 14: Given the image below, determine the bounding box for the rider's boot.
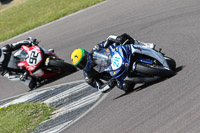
[96,80,114,93]
[98,84,112,93]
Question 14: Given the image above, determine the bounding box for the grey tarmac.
[1,0,200,133]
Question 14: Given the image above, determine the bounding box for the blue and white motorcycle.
[92,43,176,93]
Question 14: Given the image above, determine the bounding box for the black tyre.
[49,59,77,72]
[121,81,135,93]
[164,56,176,71]
[135,63,175,77]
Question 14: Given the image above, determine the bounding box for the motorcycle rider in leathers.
[0,37,45,90]
[71,33,155,93]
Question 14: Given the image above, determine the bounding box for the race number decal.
[111,52,122,70]
[27,50,42,66]
[29,51,39,64]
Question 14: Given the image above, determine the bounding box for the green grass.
[0,102,55,133]
[0,0,104,42]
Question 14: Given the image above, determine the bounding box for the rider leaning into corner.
[0,37,53,90]
[71,33,155,93]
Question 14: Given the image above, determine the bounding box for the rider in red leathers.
[0,37,42,90]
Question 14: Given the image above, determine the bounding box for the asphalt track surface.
[1,0,200,132]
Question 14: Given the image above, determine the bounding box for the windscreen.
[93,48,111,67]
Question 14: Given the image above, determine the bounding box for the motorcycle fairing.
[108,45,132,79]
[17,45,43,72]
[107,43,170,80]
[131,44,169,68]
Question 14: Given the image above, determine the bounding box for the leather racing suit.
[83,33,155,93]
[0,37,40,90]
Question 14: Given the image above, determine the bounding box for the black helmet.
[27,37,39,45]
[115,33,135,45]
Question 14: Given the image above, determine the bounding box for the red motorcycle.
[13,44,77,88]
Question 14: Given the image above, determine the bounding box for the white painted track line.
[43,83,89,105]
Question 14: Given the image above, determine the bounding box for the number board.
[111,52,122,70]
[27,50,42,66]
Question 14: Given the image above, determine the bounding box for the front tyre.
[120,81,135,93]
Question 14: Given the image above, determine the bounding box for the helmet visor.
[76,52,88,70]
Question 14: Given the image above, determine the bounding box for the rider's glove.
[20,72,28,81]
[92,44,101,51]
[20,74,26,81]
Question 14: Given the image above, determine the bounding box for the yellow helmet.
[71,48,89,70]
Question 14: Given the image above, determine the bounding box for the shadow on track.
[29,70,78,91]
[114,66,184,100]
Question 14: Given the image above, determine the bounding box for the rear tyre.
[135,63,175,77]
[49,59,77,72]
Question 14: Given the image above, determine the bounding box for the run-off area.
[0,81,102,133]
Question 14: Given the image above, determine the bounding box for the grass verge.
[0,0,104,42]
[0,102,55,133]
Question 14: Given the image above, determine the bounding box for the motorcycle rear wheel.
[49,59,77,72]
[135,63,175,77]
[164,56,176,71]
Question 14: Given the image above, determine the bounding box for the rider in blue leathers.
[71,33,155,93]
